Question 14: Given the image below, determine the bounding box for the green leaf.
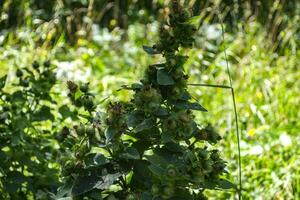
[94,173,122,190]
[184,15,202,25]
[71,175,101,196]
[33,105,54,121]
[0,75,7,90]
[59,105,77,119]
[85,153,109,168]
[148,164,165,176]
[131,160,152,189]
[161,132,174,143]
[216,179,236,189]
[55,178,73,198]
[146,153,168,167]
[71,173,121,196]
[11,91,24,102]
[120,147,140,160]
[155,107,168,116]
[157,69,175,85]
[200,179,236,190]
[127,111,143,127]
[132,140,151,155]
[105,126,116,143]
[174,101,207,112]
[143,45,160,55]
[74,90,83,101]
[179,90,191,101]
[164,142,183,153]
[147,148,183,167]
[135,118,156,132]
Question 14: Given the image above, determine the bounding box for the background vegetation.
[0,0,299,199]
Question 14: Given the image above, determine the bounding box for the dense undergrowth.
[0,1,300,200]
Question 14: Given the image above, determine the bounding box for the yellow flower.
[247,128,256,137]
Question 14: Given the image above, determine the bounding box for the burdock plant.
[58,1,234,199]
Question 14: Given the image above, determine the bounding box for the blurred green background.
[0,0,299,199]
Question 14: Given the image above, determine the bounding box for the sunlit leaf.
[59,105,77,119]
[75,90,84,101]
[184,15,202,25]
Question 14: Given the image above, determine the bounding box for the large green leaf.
[157,69,175,85]
[164,142,183,153]
[71,175,101,196]
[105,126,116,143]
[132,140,152,155]
[174,101,207,112]
[72,173,121,196]
[126,111,143,127]
[33,105,54,121]
[85,153,109,168]
[216,179,236,189]
[94,173,122,190]
[120,147,140,160]
[147,148,183,167]
[11,91,25,102]
[131,160,152,189]
[55,178,73,199]
[148,164,165,176]
[179,90,191,100]
[59,105,77,119]
[146,153,168,167]
[135,118,156,132]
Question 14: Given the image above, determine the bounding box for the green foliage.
[0,60,61,199]
[58,1,233,199]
